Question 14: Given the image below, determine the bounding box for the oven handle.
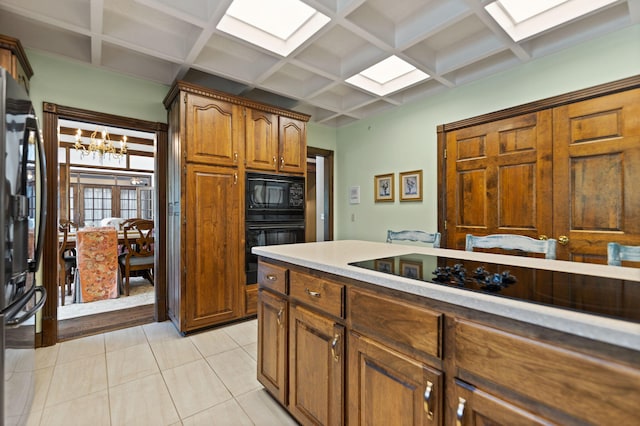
[247,223,305,231]
[247,176,302,185]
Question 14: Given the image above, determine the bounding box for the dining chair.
[465,234,557,260]
[387,230,441,247]
[75,227,120,302]
[119,219,154,296]
[607,242,640,266]
[57,220,77,306]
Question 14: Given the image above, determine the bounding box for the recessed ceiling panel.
[102,42,179,83]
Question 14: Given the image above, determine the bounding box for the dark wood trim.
[41,102,168,345]
[57,304,155,341]
[155,121,168,322]
[436,129,447,247]
[307,147,334,241]
[440,74,640,132]
[164,81,311,122]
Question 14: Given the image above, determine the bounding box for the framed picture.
[374,259,394,273]
[399,170,423,201]
[374,173,394,202]
[400,260,423,279]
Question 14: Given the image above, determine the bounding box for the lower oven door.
[245,222,305,285]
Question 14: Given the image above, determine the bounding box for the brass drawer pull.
[423,381,434,420]
[265,274,278,281]
[276,308,284,327]
[305,288,321,298]
[456,397,466,426]
[331,334,340,361]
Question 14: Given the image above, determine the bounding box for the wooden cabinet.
[164,82,309,333]
[257,288,288,404]
[452,380,553,426]
[289,304,344,426]
[257,257,640,425]
[245,109,279,171]
[185,93,242,167]
[182,164,241,330]
[348,287,444,425]
[245,112,306,175]
[0,35,33,94]
[349,332,443,426]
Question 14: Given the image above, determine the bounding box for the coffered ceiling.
[0,0,638,126]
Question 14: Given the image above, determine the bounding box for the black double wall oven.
[245,172,305,285]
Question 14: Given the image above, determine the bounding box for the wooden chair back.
[57,220,77,306]
[387,230,441,247]
[607,242,640,266]
[465,234,557,260]
[120,219,155,296]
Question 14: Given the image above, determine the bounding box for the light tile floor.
[28,319,298,426]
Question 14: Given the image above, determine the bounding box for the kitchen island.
[254,240,640,425]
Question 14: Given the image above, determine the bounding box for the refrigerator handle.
[6,287,46,327]
[25,117,47,273]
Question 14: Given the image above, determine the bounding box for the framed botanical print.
[374,173,394,202]
[399,170,422,201]
[400,260,422,279]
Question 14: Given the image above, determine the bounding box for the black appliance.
[245,172,305,284]
[349,253,640,323]
[1,68,47,426]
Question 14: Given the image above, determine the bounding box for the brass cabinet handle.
[423,381,434,420]
[276,308,284,327]
[558,235,569,246]
[233,152,238,163]
[538,235,548,241]
[265,274,278,281]
[280,156,285,168]
[273,156,277,165]
[233,172,238,185]
[331,334,340,361]
[456,397,466,426]
[305,288,321,298]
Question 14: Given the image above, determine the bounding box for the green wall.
[335,24,640,242]
[27,50,169,124]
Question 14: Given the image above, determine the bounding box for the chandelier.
[74,127,127,160]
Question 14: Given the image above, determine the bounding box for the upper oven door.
[246,173,304,219]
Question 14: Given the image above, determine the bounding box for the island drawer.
[289,270,344,318]
[258,262,288,295]
[454,319,640,425]
[348,287,442,360]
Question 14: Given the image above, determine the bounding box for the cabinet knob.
[456,397,466,426]
[558,235,569,246]
[423,381,434,420]
[538,235,548,241]
[266,274,278,281]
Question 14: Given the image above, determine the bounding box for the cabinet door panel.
[185,164,241,329]
[246,109,278,171]
[453,380,554,426]
[445,112,553,249]
[348,332,443,426]
[279,117,306,174]
[257,289,288,404]
[186,94,241,166]
[289,304,343,425]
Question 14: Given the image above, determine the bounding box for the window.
[82,186,112,226]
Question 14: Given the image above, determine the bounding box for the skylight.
[486,0,619,42]
[346,56,430,97]
[216,0,330,57]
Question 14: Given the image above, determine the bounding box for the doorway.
[40,104,167,345]
[306,147,334,242]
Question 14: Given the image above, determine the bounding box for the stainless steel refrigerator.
[0,67,47,426]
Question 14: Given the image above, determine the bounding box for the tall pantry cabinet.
[164,81,308,333]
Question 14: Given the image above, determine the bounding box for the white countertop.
[253,240,640,352]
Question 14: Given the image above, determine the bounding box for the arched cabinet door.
[278,117,306,174]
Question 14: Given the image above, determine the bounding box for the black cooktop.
[349,253,640,323]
